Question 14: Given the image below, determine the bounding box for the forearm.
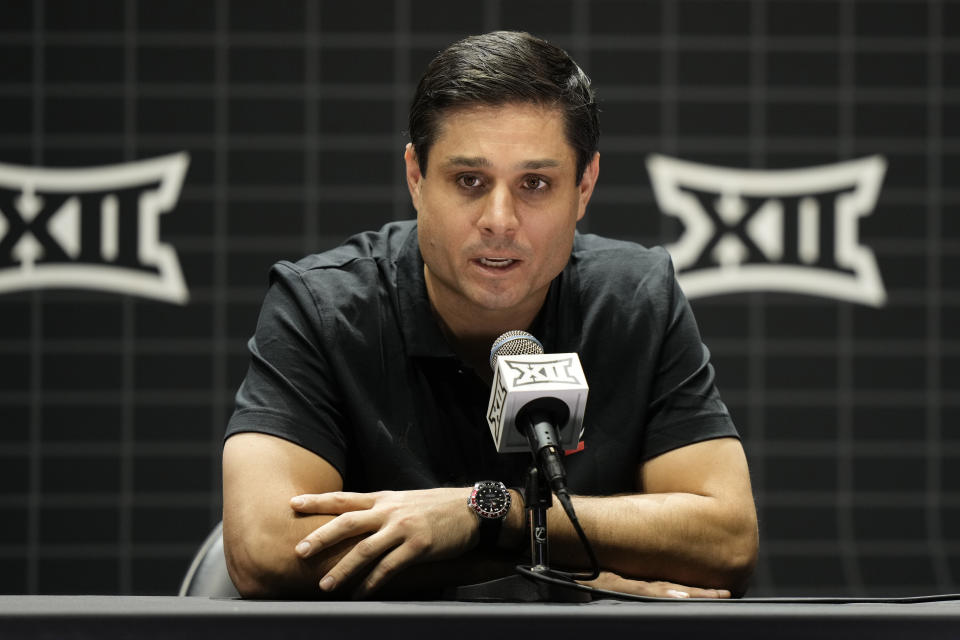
[229,485,528,599]
[539,491,758,593]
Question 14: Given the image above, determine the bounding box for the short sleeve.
[641,259,739,461]
[225,262,349,477]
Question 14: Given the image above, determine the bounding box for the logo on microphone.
[486,375,508,442]
[647,154,887,307]
[0,153,190,303]
[505,358,582,386]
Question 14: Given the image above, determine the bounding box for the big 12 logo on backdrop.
[0,152,190,304]
[647,154,887,307]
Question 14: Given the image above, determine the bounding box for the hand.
[579,571,731,599]
[290,488,478,597]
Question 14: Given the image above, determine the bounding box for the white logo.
[647,154,887,307]
[0,153,190,304]
[505,358,581,386]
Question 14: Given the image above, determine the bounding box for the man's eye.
[522,176,548,191]
[457,175,483,188]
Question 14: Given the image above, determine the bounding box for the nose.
[477,184,519,236]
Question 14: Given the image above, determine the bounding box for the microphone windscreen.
[489,330,544,371]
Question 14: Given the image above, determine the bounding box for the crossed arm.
[222,432,758,599]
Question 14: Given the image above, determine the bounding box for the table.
[3,596,960,639]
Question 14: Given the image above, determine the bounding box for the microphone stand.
[450,463,592,602]
[525,465,551,572]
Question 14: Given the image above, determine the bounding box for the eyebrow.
[518,159,562,170]
[442,156,491,169]
[441,156,562,170]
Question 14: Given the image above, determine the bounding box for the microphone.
[485,331,589,492]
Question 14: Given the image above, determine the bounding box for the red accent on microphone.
[564,440,585,456]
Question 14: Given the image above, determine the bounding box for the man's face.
[405,102,599,327]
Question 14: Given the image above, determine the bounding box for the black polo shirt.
[226,220,737,494]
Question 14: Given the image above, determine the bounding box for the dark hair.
[408,31,599,183]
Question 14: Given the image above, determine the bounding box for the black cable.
[512,486,600,589]
[550,489,600,582]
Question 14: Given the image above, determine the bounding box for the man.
[222,30,758,600]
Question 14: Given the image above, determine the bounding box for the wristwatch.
[468,480,511,549]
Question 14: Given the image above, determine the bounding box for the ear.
[576,152,600,222]
[404,143,424,211]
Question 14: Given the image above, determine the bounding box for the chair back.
[178,521,241,597]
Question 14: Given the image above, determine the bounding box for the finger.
[579,572,731,599]
[350,541,424,598]
[290,492,379,514]
[295,510,381,559]
[661,585,731,599]
[318,530,401,594]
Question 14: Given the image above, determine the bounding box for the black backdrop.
[1,0,958,597]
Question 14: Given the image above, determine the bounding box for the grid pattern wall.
[0,0,956,596]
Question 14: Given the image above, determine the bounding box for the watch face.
[470,481,511,519]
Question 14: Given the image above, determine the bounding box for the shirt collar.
[395,222,581,358]
[396,223,456,358]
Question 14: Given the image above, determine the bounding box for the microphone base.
[447,568,593,603]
